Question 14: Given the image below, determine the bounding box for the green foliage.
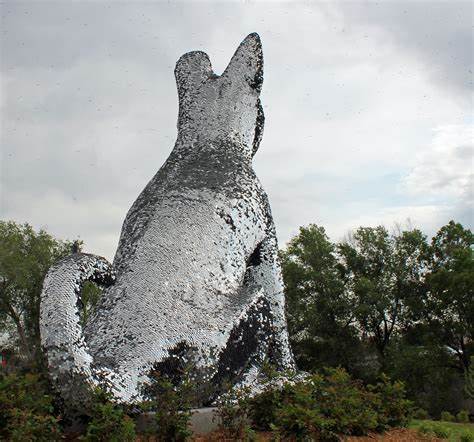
[0,372,62,441]
[0,220,75,363]
[266,369,410,438]
[457,410,470,423]
[216,385,255,440]
[313,369,381,435]
[80,281,103,325]
[425,221,474,373]
[141,375,193,441]
[433,424,450,438]
[417,421,434,435]
[81,388,136,442]
[384,338,461,417]
[413,408,429,420]
[368,374,413,429]
[461,432,474,442]
[338,226,428,362]
[441,411,456,422]
[247,384,282,431]
[466,357,474,400]
[218,368,412,440]
[280,225,369,378]
[0,217,470,438]
[411,419,474,442]
[8,410,61,442]
[282,220,473,416]
[140,343,198,441]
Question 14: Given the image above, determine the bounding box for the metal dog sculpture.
[40,33,295,406]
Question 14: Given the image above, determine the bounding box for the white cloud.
[401,124,473,203]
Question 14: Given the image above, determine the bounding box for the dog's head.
[175,33,264,158]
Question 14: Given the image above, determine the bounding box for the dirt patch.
[192,428,442,441]
[193,431,273,442]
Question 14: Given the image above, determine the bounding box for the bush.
[140,346,197,442]
[413,408,429,420]
[417,421,434,435]
[230,368,412,439]
[141,376,193,441]
[460,432,474,442]
[457,409,470,423]
[216,386,255,440]
[273,378,340,441]
[440,410,455,422]
[313,369,380,435]
[0,372,62,441]
[81,388,136,442]
[248,383,282,431]
[368,374,413,429]
[433,424,450,439]
[271,369,411,438]
[8,409,61,442]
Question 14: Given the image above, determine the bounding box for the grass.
[410,419,474,441]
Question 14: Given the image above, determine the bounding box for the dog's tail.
[40,253,115,408]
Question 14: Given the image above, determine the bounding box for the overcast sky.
[1,1,472,260]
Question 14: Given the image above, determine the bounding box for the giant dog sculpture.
[40,33,295,406]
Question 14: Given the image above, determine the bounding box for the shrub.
[245,368,411,439]
[433,424,450,439]
[440,410,455,422]
[273,378,339,441]
[248,384,282,430]
[8,409,62,442]
[460,432,474,442]
[417,422,434,435]
[368,374,413,429]
[140,345,197,442]
[457,409,470,423]
[413,408,429,420]
[0,372,62,441]
[81,388,136,442]
[248,367,298,431]
[314,369,380,435]
[216,386,255,440]
[142,376,193,441]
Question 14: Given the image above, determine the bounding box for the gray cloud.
[339,1,473,99]
[1,1,472,260]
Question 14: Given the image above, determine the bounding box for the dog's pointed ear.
[223,33,263,94]
[175,51,213,101]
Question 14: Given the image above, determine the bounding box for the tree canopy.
[281,220,473,415]
[0,221,74,365]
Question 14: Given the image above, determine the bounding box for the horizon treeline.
[0,218,472,417]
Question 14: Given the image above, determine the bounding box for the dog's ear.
[223,33,263,94]
[175,51,213,101]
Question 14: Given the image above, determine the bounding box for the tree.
[465,356,474,399]
[280,225,365,375]
[0,221,74,365]
[338,226,428,364]
[424,221,473,373]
